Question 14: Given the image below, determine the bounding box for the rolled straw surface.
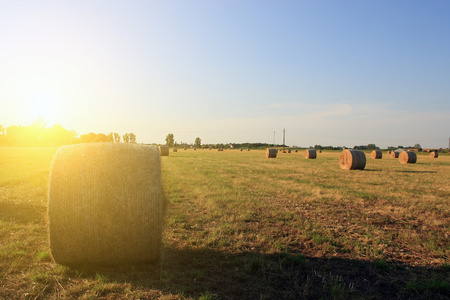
[305,149,317,159]
[371,150,382,159]
[159,146,169,156]
[399,151,417,164]
[431,151,438,158]
[266,148,277,158]
[339,149,366,170]
[48,143,163,265]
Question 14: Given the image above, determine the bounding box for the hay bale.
[339,149,366,170]
[184,147,187,150]
[305,149,317,159]
[287,149,291,153]
[159,146,169,156]
[48,143,163,265]
[295,149,298,153]
[431,151,438,158]
[247,149,250,151]
[173,147,178,152]
[318,150,322,153]
[266,148,277,158]
[371,150,382,159]
[399,151,417,164]
[387,150,392,155]
[390,151,399,158]
[240,149,243,151]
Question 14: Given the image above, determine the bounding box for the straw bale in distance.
[339,149,366,170]
[371,150,382,159]
[48,143,163,265]
[431,151,438,158]
[399,151,417,164]
[390,151,399,158]
[173,147,178,152]
[159,146,169,156]
[305,149,317,159]
[266,148,277,158]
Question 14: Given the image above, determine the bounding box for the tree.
[194,137,201,148]
[129,133,136,143]
[114,132,120,142]
[107,132,114,142]
[166,133,174,147]
[123,133,130,143]
[414,143,422,150]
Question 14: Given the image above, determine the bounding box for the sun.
[29,94,57,124]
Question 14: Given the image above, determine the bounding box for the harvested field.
[1,147,449,299]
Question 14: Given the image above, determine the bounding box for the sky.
[0,0,449,148]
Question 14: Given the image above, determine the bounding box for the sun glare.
[29,94,57,124]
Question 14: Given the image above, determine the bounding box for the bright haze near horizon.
[1,1,449,148]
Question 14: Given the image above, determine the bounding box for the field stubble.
[0,147,449,299]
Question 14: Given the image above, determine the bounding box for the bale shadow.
[64,246,450,299]
[364,169,383,172]
[0,202,46,224]
[395,170,437,174]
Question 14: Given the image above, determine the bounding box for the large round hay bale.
[173,147,178,152]
[159,146,169,156]
[430,151,438,158]
[339,149,366,170]
[371,150,382,159]
[48,143,163,265]
[390,151,399,158]
[266,148,277,158]
[305,149,317,159]
[387,150,392,155]
[399,151,417,164]
[318,150,322,153]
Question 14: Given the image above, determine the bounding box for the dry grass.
[1,147,449,299]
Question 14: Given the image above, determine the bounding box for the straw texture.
[339,149,366,170]
[266,148,277,158]
[48,143,163,265]
[431,151,438,158]
[159,146,169,156]
[399,151,417,164]
[305,149,317,159]
[173,147,178,152]
[371,150,382,159]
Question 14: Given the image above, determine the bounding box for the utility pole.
[282,128,286,152]
[273,131,275,146]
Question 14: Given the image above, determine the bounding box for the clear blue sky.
[1,1,449,148]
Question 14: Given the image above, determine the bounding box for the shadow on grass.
[62,246,450,299]
[395,170,437,174]
[0,202,46,224]
[363,169,383,172]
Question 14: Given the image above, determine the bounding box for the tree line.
[0,121,136,146]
